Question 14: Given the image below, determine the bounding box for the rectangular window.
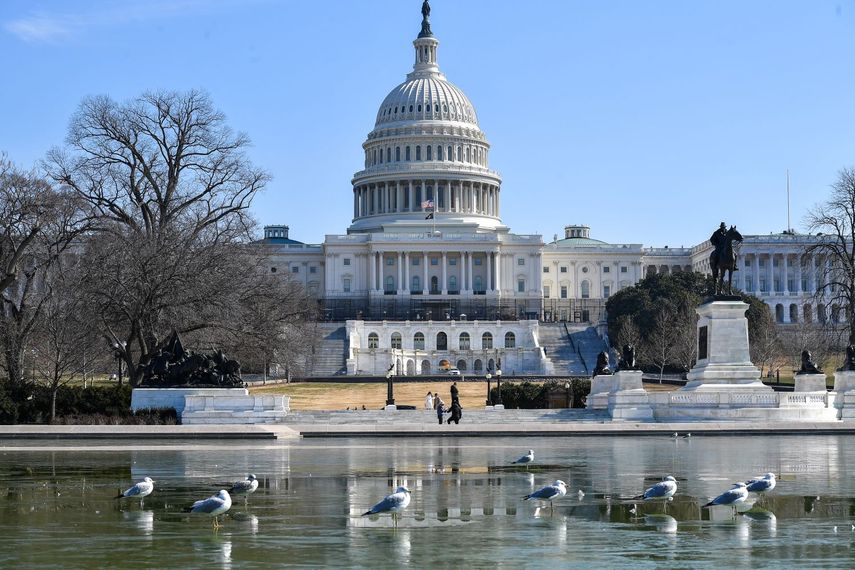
[343,258,351,266]
[745,280,753,293]
[774,279,781,292]
[773,258,779,267]
[544,286,550,298]
[474,258,482,265]
[787,278,795,292]
[291,266,299,273]
[517,258,525,266]
[603,266,610,273]
[412,257,420,265]
[431,257,438,266]
[517,279,525,293]
[560,266,568,273]
[560,286,568,299]
[760,278,767,293]
[802,278,808,291]
[343,278,351,293]
[621,266,627,273]
[759,259,765,268]
[543,266,549,273]
[603,285,611,298]
[449,258,457,266]
[309,266,317,274]
[386,257,395,266]
[744,259,751,268]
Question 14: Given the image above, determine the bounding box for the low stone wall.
[181,394,290,425]
[130,388,249,418]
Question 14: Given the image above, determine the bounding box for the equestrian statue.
[709,222,743,296]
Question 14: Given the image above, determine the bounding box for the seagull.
[184,490,232,529]
[116,477,154,506]
[230,474,259,499]
[703,483,749,515]
[637,476,678,502]
[511,450,534,469]
[577,489,585,500]
[745,473,776,494]
[363,486,411,527]
[523,480,567,513]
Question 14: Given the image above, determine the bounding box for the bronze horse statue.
[710,225,743,296]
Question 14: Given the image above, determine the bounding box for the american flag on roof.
[420,199,434,209]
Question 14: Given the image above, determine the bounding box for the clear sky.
[2,0,854,248]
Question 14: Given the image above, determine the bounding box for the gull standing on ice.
[703,482,749,515]
[362,486,411,527]
[745,473,776,494]
[116,477,155,506]
[523,480,567,513]
[231,474,259,500]
[512,450,534,469]
[637,476,678,502]
[185,490,232,529]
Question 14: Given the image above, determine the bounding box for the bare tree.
[612,314,644,363]
[805,167,855,342]
[644,303,680,382]
[44,90,318,386]
[671,301,699,375]
[0,157,86,400]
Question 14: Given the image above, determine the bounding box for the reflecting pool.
[1,435,855,568]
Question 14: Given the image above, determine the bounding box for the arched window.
[395,147,401,162]
[417,104,422,112]
[457,145,462,161]
[391,332,402,349]
[437,145,443,161]
[368,333,379,349]
[447,145,452,161]
[482,332,493,349]
[581,280,590,299]
[409,105,413,112]
[474,275,483,293]
[406,146,411,161]
[416,146,421,160]
[414,332,425,350]
[411,275,420,292]
[474,359,483,372]
[436,332,448,350]
[449,275,458,291]
[459,332,471,350]
[456,359,467,371]
[427,146,432,161]
[385,275,395,293]
[504,332,516,348]
[775,304,784,323]
[466,147,470,162]
[430,276,439,294]
[386,148,391,162]
[372,149,377,165]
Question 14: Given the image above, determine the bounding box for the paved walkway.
[1,420,855,441]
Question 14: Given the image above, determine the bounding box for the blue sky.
[2,0,854,248]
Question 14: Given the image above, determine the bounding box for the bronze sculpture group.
[709,222,743,296]
[139,331,243,388]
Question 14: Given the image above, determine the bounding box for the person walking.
[425,391,434,410]
[436,398,445,425]
[450,382,459,405]
[448,399,462,425]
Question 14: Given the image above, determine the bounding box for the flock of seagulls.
[116,474,259,528]
[363,451,780,528]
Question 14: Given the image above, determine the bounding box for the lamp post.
[112,341,126,386]
[385,363,396,408]
[565,381,571,409]
[485,372,493,406]
[495,368,503,406]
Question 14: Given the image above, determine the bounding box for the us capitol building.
[262,3,831,376]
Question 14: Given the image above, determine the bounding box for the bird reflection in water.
[644,514,677,534]
[122,509,154,537]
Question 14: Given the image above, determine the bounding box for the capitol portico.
[261,2,833,376]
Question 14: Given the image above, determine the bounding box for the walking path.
[2,418,855,441]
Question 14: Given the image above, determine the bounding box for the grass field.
[249,380,682,411]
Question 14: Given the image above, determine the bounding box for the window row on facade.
[365,143,487,168]
[354,180,499,218]
[366,331,516,350]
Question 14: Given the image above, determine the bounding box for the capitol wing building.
[262,4,833,376]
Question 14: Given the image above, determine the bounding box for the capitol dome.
[349,1,503,234]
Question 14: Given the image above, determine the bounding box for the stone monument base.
[794,373,828,393]
[834,370,855,420]
[607,370,653,421]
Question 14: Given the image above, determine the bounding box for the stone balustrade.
[181,394,290,425]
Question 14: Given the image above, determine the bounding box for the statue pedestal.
[682,300,769,392]
[587,375,613,410]
[834,371,855,420]
[794,373,828,393]
[607,370,653,421]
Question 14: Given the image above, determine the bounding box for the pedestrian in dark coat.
[450,382,459,404]
[448,400,462,425]
[436,399,445,425]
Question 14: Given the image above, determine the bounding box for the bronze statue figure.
[709,222,743,296]
[617,344,637,371]
[593,351,612,377]
[798,350,823,375]
[419,0,433,37]
[139,331,243,388]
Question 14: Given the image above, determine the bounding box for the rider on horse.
[710,222,728,258]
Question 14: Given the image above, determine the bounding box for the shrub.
[490,379,591,409]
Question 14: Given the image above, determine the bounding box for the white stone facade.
[346,319,547,376]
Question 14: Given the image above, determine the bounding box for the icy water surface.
[1,435,854,568]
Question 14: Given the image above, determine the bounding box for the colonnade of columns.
[742,252,831,297]
[353,180,500,219]
[367,250,503,295]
